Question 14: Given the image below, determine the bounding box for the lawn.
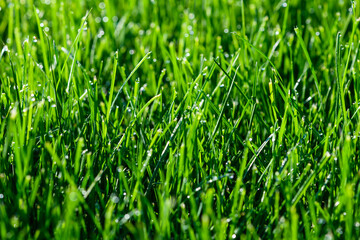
[1,0,360,239]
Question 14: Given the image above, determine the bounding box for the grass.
[1,0,360,239]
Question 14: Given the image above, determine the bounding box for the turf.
[1,0,360,239]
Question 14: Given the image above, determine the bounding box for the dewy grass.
[1,0,360,239]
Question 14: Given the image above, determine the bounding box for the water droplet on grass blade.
[111,194,119,203]
[69,192,78,202]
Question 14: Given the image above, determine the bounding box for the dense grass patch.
[1,0,360,239]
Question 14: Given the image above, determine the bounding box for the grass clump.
[1,0,360,239]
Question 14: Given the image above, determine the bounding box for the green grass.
[1,0,360,239]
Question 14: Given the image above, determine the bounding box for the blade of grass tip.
[65,46,78,94]
[240,0,248,65]
[34,6,49,77]
[234,34,289,109]
[209,63,239,145]
[135,94,161,121]
[261,38,281,72]
[224,101,251,151]
[342,5,358,84]
[269,78,277,122]
[8,54,23,124]
[244,130,277,178]
[107,51,118,123]
[74,138,84,176]
[112,94,161,155]
[294,27,323,110]
[47,39,63,131]
[289,98,322,140]
[202,92,249,147]
[0,45,9,63]
[214,58,249,101]
[335,32,348,124]
[110,52,151,113]
[60,10,91,81]
[276,85,290,146]
[83,169,104,199]
[233,33,283,83]
[248,102,256,131]
[240,0,246,38]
